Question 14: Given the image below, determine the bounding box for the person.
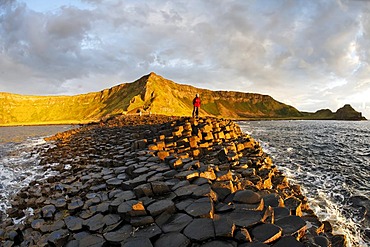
[192,93,201,118]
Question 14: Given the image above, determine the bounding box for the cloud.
[1,0,370,118]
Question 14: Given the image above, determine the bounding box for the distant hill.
[303,104,366,120]
[0,72,366,125]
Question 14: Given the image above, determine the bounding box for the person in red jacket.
[192,93,201,118]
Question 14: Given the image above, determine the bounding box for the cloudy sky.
[1,0,370,118]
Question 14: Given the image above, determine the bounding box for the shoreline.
[0,115,348,246]
[0,113,367,127]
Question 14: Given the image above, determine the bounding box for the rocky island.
[0,115,347,246]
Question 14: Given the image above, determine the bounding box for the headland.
[0,115,347,246]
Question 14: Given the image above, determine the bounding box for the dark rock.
[79,234,106,247]
[131,216,154,227]
[122,238,153,247]
[154,232,190,247]
[41,205,56,219]
[271,236,304,247]
[284,196,302,216]
[263,193,283,208]
[151,181,171,195]
[214,215,235,238]
[275,215,306,237]
[131,223,162,239]
[54,198,67,208]
[241,242,269,247]
[234,228,252,242]
[174,184,199,197]
[68,198,84,211]
[185,197,214,218]
[331,234,347,247]
[251,223,282,244]
[147,199,175,216]
[183,218,215,241]
[274,207,290,220]
[314,236,331,247]
[64,216,83,232]
[201,240,236,247]
[211,181,235,201]
[47,229,70,246]
[227,209,262,228]
[40,219,65,233]
[161,213,193,233]
[118,200,146,217]
[106,178,123,187]
[134,183,154,198]
[103,214,121,226]
[31,219,45,230]
[103,224,132,243]
[96,202,110,213]
[84,213,105,232]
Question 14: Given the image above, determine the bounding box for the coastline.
[0,115,348,246]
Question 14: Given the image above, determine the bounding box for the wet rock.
[154,232,190,247]
[251,223,282,243]
[183,218,215,241]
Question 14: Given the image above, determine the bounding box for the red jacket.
[193,97,201,107]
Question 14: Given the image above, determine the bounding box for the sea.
[0,122,369,246]
[0,125,76,216]
[238,120,370,247]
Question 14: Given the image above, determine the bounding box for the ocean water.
[0,125,76,214]
[238,120,370,247]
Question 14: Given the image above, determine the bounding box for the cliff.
[0,72,366,125]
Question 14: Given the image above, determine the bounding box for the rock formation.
[0,115,347,246]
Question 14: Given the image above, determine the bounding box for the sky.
[1,0,370,118]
